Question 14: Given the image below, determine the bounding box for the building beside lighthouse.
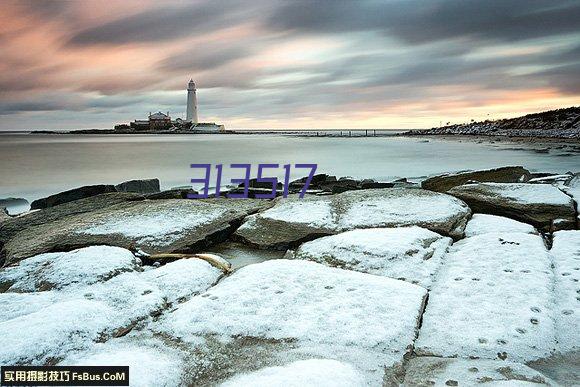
[116,79,225,133]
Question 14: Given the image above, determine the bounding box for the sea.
[1,131,579,214]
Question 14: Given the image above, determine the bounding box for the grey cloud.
[159,46,249,72]
[267,0,580,44]
[67,2,246,46]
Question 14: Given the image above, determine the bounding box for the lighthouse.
[186,79,198,124]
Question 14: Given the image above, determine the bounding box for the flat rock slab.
[0,245,139,292]
[448,183,576,231]
[421,166,531,192]
[291,226,452,288]
[234,188,471,249]
[2,199,269,265]
[403,357,553,386]
[155,259,428,385]
[464,214,538,237]
[61,337,186,387]
[550,230,580,354]
[0,192,144,246]
[415,232,556,363]
[0,247,222,365]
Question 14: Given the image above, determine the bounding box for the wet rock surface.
[421,166,530,192]
[448,182,576,231]
[234,188,471,249]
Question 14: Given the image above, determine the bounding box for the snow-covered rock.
[219,359,366,387]
[62,337,186,387]
[234,189,471,249]
[403,357,554,386]
[2,198,269,265]
[464,214,537,237]
[550,230,580,354]
[415,233,556,362]
[0,246,139,292]
[448,183,576,231]
[0,255,222,365]
[291,227,451,288]
[421,166,530,192]
[155,260,428,385]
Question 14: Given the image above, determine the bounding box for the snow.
[259,199,335,228]
[462,183,573,206]
[292,227,451,288]
[237,189,471,241]
[79,201,229,246]
[464,214,537,237]
[62,337,186,387]
[550,230,580,353]
[415,232,556,362]
[338,191,469,233]
[219,359,366,387]
[155,259,427,385]
[403,357,553,386]
[0,246,139,292]
[0,254,221,365]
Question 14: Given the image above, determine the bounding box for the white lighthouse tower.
[186,79,198,124]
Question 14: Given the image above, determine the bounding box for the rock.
[234,188,471,249]
[0,256,222,365]
[415,232,556,363]
[224,187,283,198]
[448,183,576,231]
[220,359,366,387]
[30,184,117,210]
[1,198,269,266]
[403,357,553,386]
[291,226,452,288]
[550,230,580,354]
[0,192,144,247]
[464,214,538,237]
[289,174,332,189]
[0,246,140,292]
[0,207,10,224]
[146,188,198,200]
[154,260,427,385]
[239,178,283,190]
[115,178,160,194]
[421,166,531,193]
[528,174,573,185]
[62,338,186,387]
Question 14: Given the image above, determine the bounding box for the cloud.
[266,0,580,44]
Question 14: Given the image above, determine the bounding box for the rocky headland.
[404,106,580,140]
[0,166,579,386]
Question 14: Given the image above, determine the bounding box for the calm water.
[1,133,579,212]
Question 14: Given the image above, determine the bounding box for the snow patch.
[465,214,537,237]
[550,230,580,353]
[155,260,427,385]
[415,232,556,362]
[292,227,451,288]
[0,246,139,292]
[220,359,366,387]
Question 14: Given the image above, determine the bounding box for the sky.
[0,0,579,130]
